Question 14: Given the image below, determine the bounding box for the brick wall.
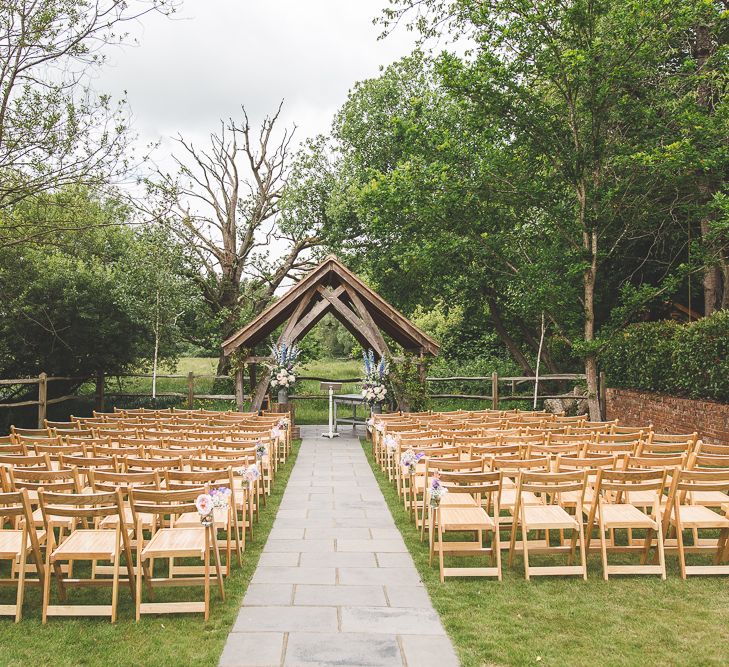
[606,388,729,444]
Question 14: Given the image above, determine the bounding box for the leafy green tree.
[0,0,177,234]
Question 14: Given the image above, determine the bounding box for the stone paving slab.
[219,425,460,667]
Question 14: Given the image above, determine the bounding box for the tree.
[372,0,726,418]
[0,0,177,241]
[0,187,191,387]
[146,104,323,374]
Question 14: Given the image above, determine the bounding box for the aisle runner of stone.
[219,425,460,667]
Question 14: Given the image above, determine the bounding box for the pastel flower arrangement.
[195,487,231,527]
[429,474,448,508]
[366,417,374,432]
[361,349,388,407]
[400,448,424,474]
[237,463,260,488]
[277,417,289,429]
[384,434,399,451]
[255,441,268,460]
[269,341,300,391]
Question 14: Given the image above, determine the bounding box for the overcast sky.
[96,0,420,162]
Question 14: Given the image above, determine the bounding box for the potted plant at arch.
[361,349,389,414]
[269,341,301,404]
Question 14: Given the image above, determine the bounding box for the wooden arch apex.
[221,255,440,410]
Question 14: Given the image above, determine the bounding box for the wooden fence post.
[599,371,607,420]
[37,372,47,427]
[491,371,499,410]
[187,372,194,408]
[235,369,244,412]
[95,371,105,412]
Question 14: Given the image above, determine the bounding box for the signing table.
[333,393,368,432]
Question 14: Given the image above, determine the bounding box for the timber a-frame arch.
[221,255,440,410]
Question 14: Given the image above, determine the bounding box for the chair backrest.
[594,468,667,502]
[0,452,51,469]
[492,456,551,475]
[89,469,160,494]
[437,470,501,499]
[190,456,253,470]
[149,446,201,459]
[556,454,618,472]
[9,466,81,494]
[164,468,235,491]
[695,442,729,457]
[59,453,119,474]
[129,486,206,521]
[669,469,729,507]
[687,453,729,471]
[11,426,52,438]
[0,441,27,455]
[125,456,182,471]
[625,453,686,470]
[38,488,126,524]
[517,470,587,496]
[583,441,637,457]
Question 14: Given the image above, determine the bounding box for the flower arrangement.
[361,349,388,407]
[383,434,398,451]
[255,441,267,460]
[429,474,448,508]
[400,448,424,475]
[269,341,301,391]
[366,417,374,432]
[237,463,260,488]
[195,487,231,527]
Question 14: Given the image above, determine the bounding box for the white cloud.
[96,0,420,151]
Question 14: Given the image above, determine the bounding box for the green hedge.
[600,311,729,403]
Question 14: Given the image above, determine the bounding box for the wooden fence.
[0,369,599,427]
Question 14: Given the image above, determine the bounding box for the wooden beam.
[316,285,375,351]
[341,283,389,357]
[251,367,271,411]
[288,285,345,342]
[279,284,318,343]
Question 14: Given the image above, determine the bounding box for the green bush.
[600,311,729,403]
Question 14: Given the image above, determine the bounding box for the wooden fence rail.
[0,369,598,427]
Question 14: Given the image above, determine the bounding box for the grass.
[360,437,729,667]
[0,441,301,667]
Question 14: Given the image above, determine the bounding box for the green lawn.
[0,442,300,667]
[361,438,729,667]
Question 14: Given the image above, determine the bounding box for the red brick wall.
[606,388,729,444]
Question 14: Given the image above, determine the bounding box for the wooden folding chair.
[164,469,242,575]
[585,468,667,579]
[431,471,502,582]
[38,488,135,623]
[0,483,44,621]
[129,487,224,620]
[508,470,588,580]
[418,458,486,541]
[663,469,729,578]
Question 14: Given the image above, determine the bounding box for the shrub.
[600,311,729,403]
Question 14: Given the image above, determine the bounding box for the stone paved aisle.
[219,425,460,667]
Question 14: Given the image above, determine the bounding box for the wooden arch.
[221,255,440,409]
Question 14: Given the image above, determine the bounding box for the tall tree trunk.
[486,296,535,375]
[695,23,723,314]
[583,229,601,420]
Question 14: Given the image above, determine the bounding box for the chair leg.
[598,515,609,581]
[15,544,27,623]
[675,521,687,579]
[577,520,588,581]
[42,551,52,624]
[204,529,210,622]
[437,521,445,583]
[111,528,121,623]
